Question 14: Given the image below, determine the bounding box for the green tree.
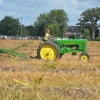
[0,16,21,36]
[22,26,30,36]
[77,7,100,40]
[49,9,69,37]
[34,13,48,36]
[48,21,59,37]
[33,9,69,37]
[83,28,90,40]
[26,25,35,36]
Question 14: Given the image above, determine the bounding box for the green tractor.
[37,38,90,61]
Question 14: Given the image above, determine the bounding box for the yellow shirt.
[44,33,50,40]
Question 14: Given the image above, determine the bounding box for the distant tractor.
[37,38,90,61]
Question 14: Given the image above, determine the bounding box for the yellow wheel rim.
[81,55,88,61]
[40,45,57,60]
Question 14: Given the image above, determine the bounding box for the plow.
[0,37,90,61]
[0,41,33,60]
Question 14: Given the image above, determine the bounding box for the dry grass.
[0,40,100,100]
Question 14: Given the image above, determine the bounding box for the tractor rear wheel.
[79,52,90,61]
[37,42,61,60]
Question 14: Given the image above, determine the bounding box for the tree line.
[77,7,100,40]
[0,8,100,40]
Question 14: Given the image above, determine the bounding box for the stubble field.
[0,40,100,100]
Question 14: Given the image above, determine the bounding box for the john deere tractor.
[37,38,90,61]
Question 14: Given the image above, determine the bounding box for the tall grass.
[0,40,100,100]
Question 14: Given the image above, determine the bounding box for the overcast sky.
[0,0,100,26]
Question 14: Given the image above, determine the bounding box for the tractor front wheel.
[79,52,90,61]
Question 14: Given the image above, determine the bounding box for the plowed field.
[0,40,100,100]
